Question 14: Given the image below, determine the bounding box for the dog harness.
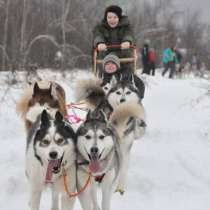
[94,173,106,183]
[77,161,106,183]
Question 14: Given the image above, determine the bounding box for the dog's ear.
[138,119,147,127]
[55,111,63,123]
[32,82,40,97]
[131,74,135,83]
[49,83,58,99]
[49,83,52,93]
[101,73,104,81]
[98,110,107,122]
[110,75,117,87]
[41,109,49,126]
[86,110,93,121]
[48,83,54,98]
[130,74,138,89]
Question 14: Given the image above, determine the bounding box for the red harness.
[95,173,105,183]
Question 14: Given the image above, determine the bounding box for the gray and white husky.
[75,77,146,195]
[76,110,122,210]
[25,110,76,210]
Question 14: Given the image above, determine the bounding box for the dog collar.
[76,160,89,166]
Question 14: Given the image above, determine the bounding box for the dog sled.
[66,101,88,125]
[93,44,138,76]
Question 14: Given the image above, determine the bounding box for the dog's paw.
[115,188,125,195]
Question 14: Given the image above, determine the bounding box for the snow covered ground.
[0,69,210,210]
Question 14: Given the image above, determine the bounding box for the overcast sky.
[116,0,210,24]
[174,0,210,23]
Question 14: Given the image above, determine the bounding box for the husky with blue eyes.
[25,110,76,210]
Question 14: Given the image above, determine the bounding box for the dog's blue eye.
[85,135,91,140]
[126,91,131,95]
[99,135,105,140]
[40,139,50,146]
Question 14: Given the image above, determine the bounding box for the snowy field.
[0,69,210,210]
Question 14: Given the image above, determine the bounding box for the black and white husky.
[75,75,142,113]
[76,110,122,210]
[107,75,143,109]
[25,110,76,210]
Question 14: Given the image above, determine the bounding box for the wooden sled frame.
[93,44,137,76]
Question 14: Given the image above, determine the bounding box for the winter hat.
[144,39,150,45]
[103,53,120,69]
[104,5,122,20]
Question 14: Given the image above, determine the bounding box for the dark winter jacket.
[101,67,130,82]
[93,16,135,48]
[175,50,182,63]
[141,44,149,65]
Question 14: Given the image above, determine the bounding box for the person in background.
[102,53,145,100]
[141,40,150,75]
[174,48,183,74]
[191,53,201,71]
[162,47,177,79]
[148,48,156,76]
[93,5,135,71]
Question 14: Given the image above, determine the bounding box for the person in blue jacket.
[162,47,177,79]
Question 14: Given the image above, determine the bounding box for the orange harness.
[62,167,91,198]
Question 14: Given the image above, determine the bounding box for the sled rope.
[63,168,91,197]
[66,102,88,111]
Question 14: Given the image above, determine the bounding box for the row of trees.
[0,0,209,71]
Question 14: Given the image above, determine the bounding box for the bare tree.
[2,0,10,71]
[0,0,209,71]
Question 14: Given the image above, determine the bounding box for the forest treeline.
[0,0,209,71]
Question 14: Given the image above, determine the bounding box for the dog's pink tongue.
[45,160,59,183]
[89,160,100,173]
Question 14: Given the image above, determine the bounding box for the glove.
[121,41,130,49]
[98,43,107,51]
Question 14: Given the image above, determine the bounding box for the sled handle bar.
[93,45,137,75]
[94,44,136,51]
[95,58,135,64]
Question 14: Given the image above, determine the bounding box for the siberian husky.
[110,102,146,194]
[76,110,122,210]
[26,110,76,210]
[107,76,142,110]
[75,77,146,195]
[17,81,67,133]
[75,75,142,115]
